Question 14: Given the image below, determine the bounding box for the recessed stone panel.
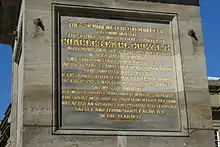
[53,6,188,136]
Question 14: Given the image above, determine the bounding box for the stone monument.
[10,0,215,147]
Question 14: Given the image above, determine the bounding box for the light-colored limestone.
[10,0,215,147]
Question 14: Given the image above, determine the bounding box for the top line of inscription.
[68,22,163,34]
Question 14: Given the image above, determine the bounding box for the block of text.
[58,16,181,131]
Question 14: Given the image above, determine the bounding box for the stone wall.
[12,0,215,147]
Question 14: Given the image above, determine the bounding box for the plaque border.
[128,0,199,6]
[52,4,189,136]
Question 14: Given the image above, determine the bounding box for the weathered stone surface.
[23,126,117,147]
[23,85,52,125]
[9,0,215,146]
[127,130,214,147]
[24,8,52,65]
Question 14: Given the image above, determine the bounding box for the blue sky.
[0,1,220,119]
[0,44,12,119]
[200,0,220,77]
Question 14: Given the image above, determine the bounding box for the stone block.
[23,126,117,147]
[23,85,52,125]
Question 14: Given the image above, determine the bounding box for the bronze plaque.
[54,8,183,132]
